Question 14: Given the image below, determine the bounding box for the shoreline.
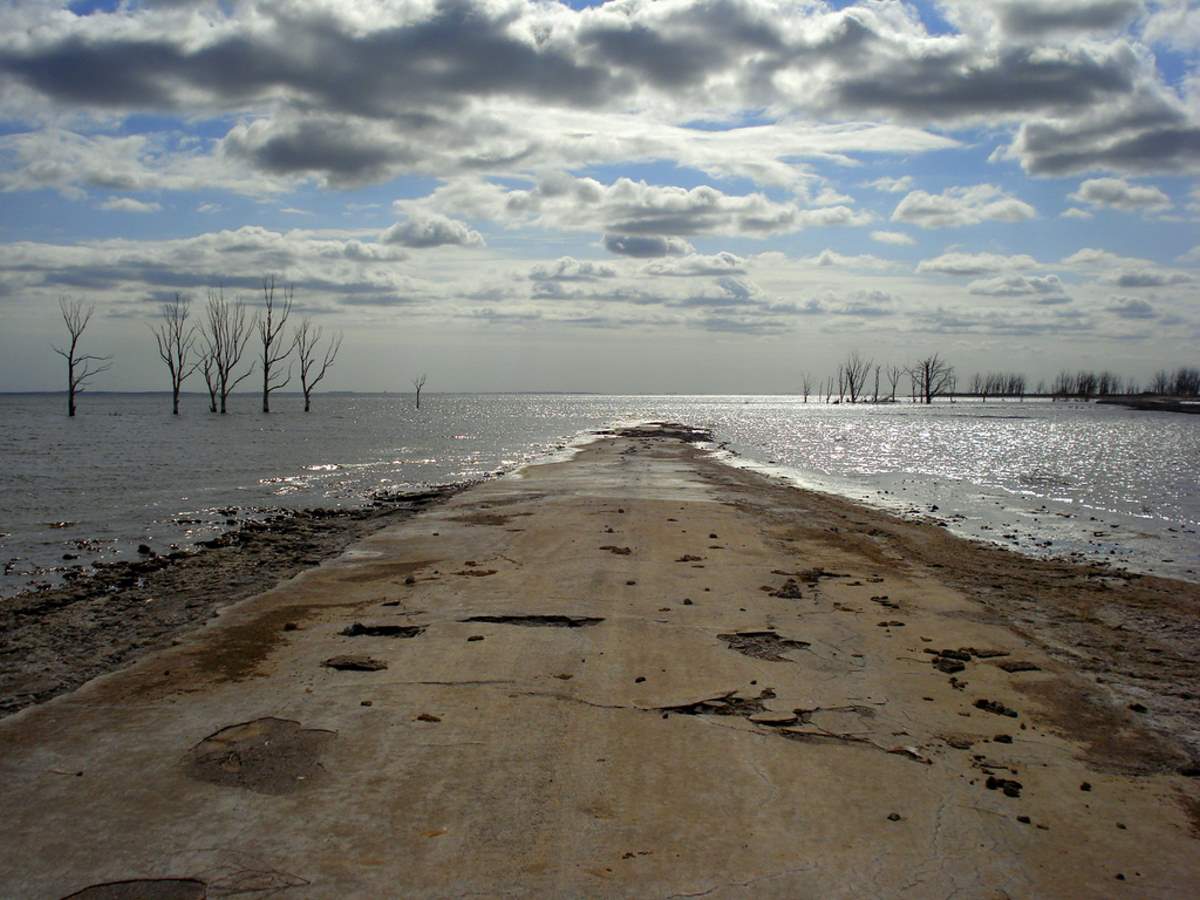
[0,486,463,717]
[1,422,1198,895]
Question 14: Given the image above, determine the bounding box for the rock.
[467,635,484,642]
[137,544,153,555]
[985,775,1023,797]
[416,713,440,722]
[974,698,1019,718]
[933,657,966,674]
[322,655,387,672]
[887,813,902,822]
[997,660,1041,673]
[994,734,1013,744]
[1128,702,1148,713]
[1080,782,1092,791]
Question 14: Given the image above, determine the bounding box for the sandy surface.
[1,424,1198,898]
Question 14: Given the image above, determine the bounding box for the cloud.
[952,1,1144,37]
[808,249,897,270]
[1106,297,1157,318]
[402,174,870,240]
[1060,207,1093,219]
[865,176,913,193]
[1068,177,1172,211]
[603,234,694,258]
[1142,0,1200,52]
[529,257,617,282]
[917,252,1039,276]
[379,213,484,248]
[893,185,1036,229]
[1106,269,1193,287]
[967,274,1069,297]
[98,197,161,213]
[1061,247,1154,267]
[643,252,746,277]
[870,230,915,246]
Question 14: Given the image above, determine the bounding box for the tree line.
[54,277,344,417]
[798,353,1198,404]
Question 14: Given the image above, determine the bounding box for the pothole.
[718,630,811,661]
[184,717,335,795]
[341,623,425,638]
[459,615,603,628]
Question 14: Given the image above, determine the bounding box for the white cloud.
[808,249,897,270]
[917,252,1039,276]
[1068,177,1172,211]
[98,197,161,214]
[643,252,747,277]
[399,174,870,240]
[968,274,1068,297]
[871,230,916,246]
[380,213,484,249]
[865,176,914,193]
[530,257,617,282]
[893,185,1037,229]
[1060,207,1093,219]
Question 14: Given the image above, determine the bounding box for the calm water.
[1,392,1197,596]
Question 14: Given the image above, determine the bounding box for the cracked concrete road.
[1,424,1198,898]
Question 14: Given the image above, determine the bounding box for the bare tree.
[872,364,881,403]
[257,275,296,413]
[412,373,427,409]
[909,353,954,404]
[52,297,111,417]
[841,351,872,403]
[150,293,199,415]
[202,287,254,414]
[886,365,902,401]
[199,350,219,413]
[799,373,812,403]
[294,318,342,412]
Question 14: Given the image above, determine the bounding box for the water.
[1,392,1197,596]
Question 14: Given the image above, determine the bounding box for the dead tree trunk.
[412,373,427,409]
[52,297,111,417]
[257,275,295,414]
[203,288,253,414]
[295,319,342,412]
[151,293,199,415]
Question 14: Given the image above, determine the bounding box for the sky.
[0,0,1197,393]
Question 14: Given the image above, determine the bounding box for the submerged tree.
[841,350,872,403]
[257,275,296,413]
[412,373,427,409]
[909,353,954,404]
[202,288,254,414]
[150,293,199,415]
[294,318,342,412]
[52,297,111,417]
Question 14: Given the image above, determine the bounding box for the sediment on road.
[1,423,1197,898]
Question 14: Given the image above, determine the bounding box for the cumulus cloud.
[870,230,916,246]
[808,249,897,270]
[1107,297,1157,318]
[98,197,161,213]
[917,252,1039,276]
[643,252,746,277]
[1068,177,1172,211]
[1060,207,1093,219]
[529,257,617,282]
[400,174,870,241]
[603,234,695,258]
[967,274,1069,297]
[865,176,913,193]
[379,213,484,248]
[893,185,1036,229]
[1106,269,1193,287]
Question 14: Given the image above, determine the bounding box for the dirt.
[717,630,811,662]
[64,879,207,899]
[340,623,425,638]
